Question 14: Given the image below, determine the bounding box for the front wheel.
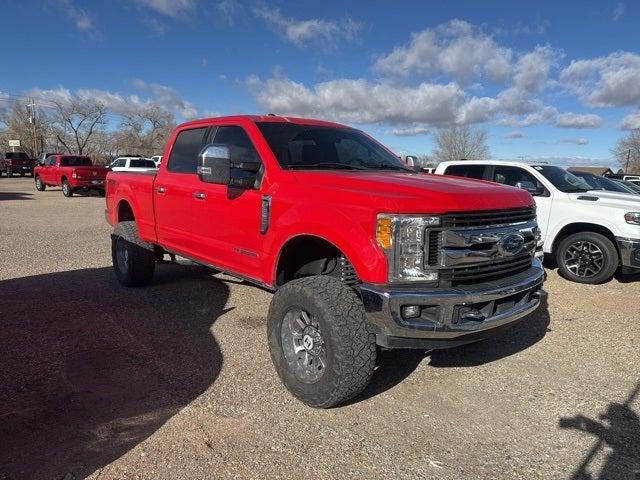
[111,221,156,287]
[62,180,73,197]
[556,232,619,284]
[35,176,46,191]
[267,276,376,408]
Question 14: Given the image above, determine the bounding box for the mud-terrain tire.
[556,231,618,284]
[62,180,73,197]
[35,176,46,191]
[267,275,376,408]
[111,221,156,287]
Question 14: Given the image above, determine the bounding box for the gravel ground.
[0,176,638,480]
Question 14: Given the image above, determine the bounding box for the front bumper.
[360,258,545,349]
[616,237,640,270]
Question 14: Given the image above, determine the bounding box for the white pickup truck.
[434,160,640,284]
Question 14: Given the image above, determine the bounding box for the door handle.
[155,186,166,194]
[192,191,207,200]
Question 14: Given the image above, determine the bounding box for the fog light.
[402,305,421,319]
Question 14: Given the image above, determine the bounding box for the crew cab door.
[41,156,56,184]
[195,124,265,280]
[153,126,209,256]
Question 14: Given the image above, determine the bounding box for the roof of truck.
[177,114,349,130]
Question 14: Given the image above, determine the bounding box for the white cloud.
[58,0,93,32]
[554,112,602,129]
[247,75,465,125]
[613,2,625,20]
[620,112,640,130]
[374,20,512,83]
[561,137,588,145]
[503,131,524,139]
[253,6,361,47]
[391,125,430,136]
[28,82,197,120]
[135,0,195,18]
[513,45,559,93]
[560,51,640,107]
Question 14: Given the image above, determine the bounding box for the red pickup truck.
[34,154,108,197]
[1,152,36,177]
[106,115,545,408]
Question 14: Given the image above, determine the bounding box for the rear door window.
[443,164,486,179]
[167,127,208,173]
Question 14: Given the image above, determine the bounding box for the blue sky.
[2,0,640,167]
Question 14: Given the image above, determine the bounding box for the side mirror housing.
[515,180,539,195]
[198,144,231,185]
[404,155,421,172]
[198,144,262,188]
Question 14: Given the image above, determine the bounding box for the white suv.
[109,156,158,172]
[434,160,640,284]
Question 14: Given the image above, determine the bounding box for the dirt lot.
[0,176,638,480]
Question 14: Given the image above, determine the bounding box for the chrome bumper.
[359,258,545,349]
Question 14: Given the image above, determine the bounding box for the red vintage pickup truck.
[34,154,108,197]
[1,152,36,177]
[106,115,545,408]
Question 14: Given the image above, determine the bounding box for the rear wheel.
[111,221,156,287]
[267,276,376,408]
[556,232,618,284]
[62,180,73,197]
[35,176,46,191]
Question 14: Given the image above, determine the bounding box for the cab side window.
[46,156,56,166]
[167,127,208,173]
[493,166,544,191]
[443,164,486,179]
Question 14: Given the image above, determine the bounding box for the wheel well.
[275,235,357,287]
[552,223,617,254]
[117,201,135,222]
[60,176,67,182]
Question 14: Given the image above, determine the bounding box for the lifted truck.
[105,115,545,408]
[34,154,108,197]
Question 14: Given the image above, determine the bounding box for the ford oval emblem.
[498,233,525,256]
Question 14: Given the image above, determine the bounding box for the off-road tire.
[111,221,156,287]
[35,176,46,191]
[62,180,73,197]
[267,275,376,408]
[556,231,618,284]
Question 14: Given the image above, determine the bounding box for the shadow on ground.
[0,191,34,201]
[0,264,230,480]
[559,382,640,479]
[353,296,551,403]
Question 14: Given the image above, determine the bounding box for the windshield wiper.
[366,162,412,171]
[287,163,368,170]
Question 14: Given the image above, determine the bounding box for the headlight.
[624,212,640,225]
[376,214,440,282]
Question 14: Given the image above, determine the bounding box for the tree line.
[0,98,175,165]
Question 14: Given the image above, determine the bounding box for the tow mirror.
[198,144,231,185]
[515,180,539,195]
[404,155,421,172]
[198,144,262,188]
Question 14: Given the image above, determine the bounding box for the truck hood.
[291,171,534,213]
[569,190,640,210]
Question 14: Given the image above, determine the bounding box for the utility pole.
[26,97,38,157]
[625,148,631,173]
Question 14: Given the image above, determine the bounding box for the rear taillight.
[72,172,77,179]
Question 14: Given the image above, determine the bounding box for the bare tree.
[119,106,175,156]
[432,125,490,162]
[51,98,107,155]
[611,129,640,173]
[0,100,53,157]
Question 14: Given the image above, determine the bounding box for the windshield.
[256,122,410,171]
[533,166,591,193]
[573,173,635,193]
[60,156,92,167]
[5,152,29,160]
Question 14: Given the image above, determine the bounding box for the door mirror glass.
[198,144,231,184]
[515,180,538,194]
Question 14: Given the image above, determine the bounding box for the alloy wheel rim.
[281,308,326,383]
[564,241,604,278]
